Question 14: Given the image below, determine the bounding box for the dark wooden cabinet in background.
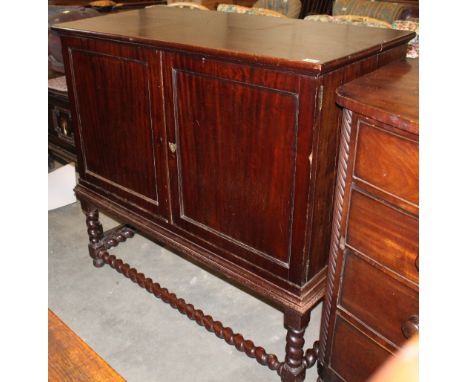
[53,8,414,381]
[48,73,76,164]
[318,59,419,382]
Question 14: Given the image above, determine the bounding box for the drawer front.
[347,190,419,283]
[339,250,419,347]
[330,316,392,382]
[354,120,418,205]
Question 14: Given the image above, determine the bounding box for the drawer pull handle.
[61,118,70,136]
[401,315,419,339]
[52,107,74,143]
[415,255,419,271]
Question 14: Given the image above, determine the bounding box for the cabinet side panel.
[304,55,379,283]
[305,46,407,284]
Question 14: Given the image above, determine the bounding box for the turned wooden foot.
[82,202,105,268]
[93,257,105,267]
[280,309,311,382]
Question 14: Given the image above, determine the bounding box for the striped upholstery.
[333,0,414,24]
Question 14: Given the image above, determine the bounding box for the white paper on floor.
[48,164,77,211]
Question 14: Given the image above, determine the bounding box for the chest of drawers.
[318,59,419,382]
[53,8,413,380]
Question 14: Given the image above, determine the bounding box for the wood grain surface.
[66,38,170,219]
[336,59,419,134]
[347,190,419,284]
[319,60,419,382]
[57,10,410,316]
[339,251,418,347]
[329,316,392,382]
[353,120,419,205]
[55,12,413,380]
[48,309,125,382]
[52,6,414,74]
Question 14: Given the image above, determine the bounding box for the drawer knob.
[401,315,419,339]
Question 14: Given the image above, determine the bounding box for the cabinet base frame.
[81,203,320,381]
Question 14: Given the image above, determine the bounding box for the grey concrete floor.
[49,202,322,382]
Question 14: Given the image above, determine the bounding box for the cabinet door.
[64,38,169,220]
[162,53,317,279]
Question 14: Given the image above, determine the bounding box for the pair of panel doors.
[66,36,319,283]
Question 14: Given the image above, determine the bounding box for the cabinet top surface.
[52,6,414,74]
[336,59,419,135]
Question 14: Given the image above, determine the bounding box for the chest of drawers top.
[52,6,414,75]
[337,59,419,135]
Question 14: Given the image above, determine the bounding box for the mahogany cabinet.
[53,8,414,380]
[318,59,419,382]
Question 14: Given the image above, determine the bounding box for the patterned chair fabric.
[217,0,300,18]
[305,14,392,27]
[304,14,419,58]
[392,18,419,58]
[217,3,287,17]
[333,0,416,24]
[304,14,391,28]
[253,0,301,18]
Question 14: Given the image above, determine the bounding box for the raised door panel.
[163,53,317,279]
[66,38,168,219]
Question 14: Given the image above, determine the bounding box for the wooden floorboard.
[48,309,125,381]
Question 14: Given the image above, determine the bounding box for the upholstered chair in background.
[217,0,301,18]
